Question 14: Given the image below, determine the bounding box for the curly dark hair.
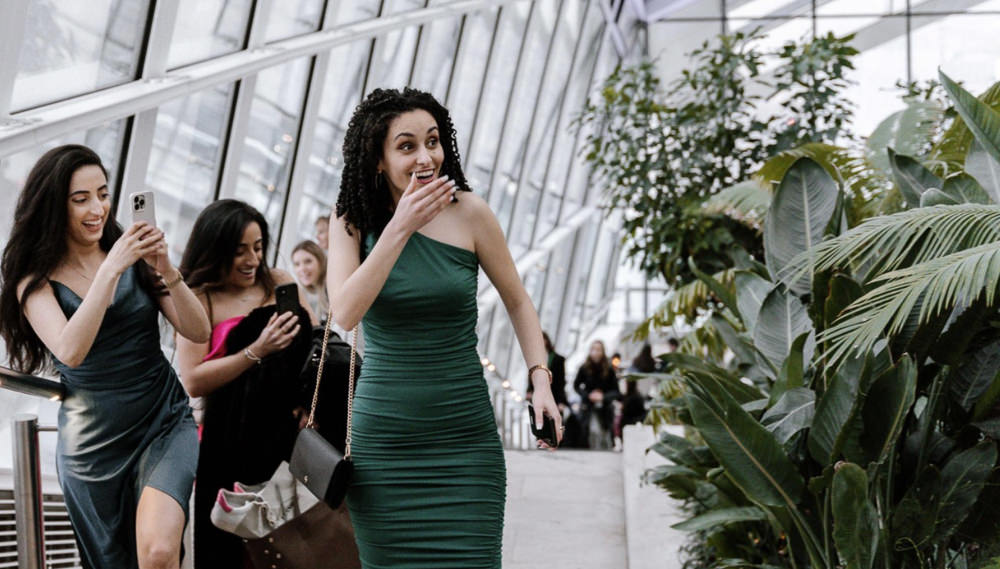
[0,144,161,373]
[335,88,471,240]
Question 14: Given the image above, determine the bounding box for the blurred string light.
[479,356,527,406]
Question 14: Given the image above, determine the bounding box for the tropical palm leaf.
[628,269,736,341]
[704,181,771,230]
[818,243,1000,366]
[785,204,1000,284]
[927,80,1000,176]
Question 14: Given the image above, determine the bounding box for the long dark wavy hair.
[0,144,160,373]
[335,88,471,240]
[179,199,276,300]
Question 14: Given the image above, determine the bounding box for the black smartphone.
[527,404,559,448]
[275,283,300,316]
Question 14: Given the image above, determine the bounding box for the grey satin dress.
[49,266,197,569]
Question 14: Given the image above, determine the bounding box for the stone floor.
[503,449,627,569]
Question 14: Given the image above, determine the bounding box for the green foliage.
[577,29,859,285]
[631,72,1000,569]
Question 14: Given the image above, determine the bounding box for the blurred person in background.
[291,239,329,321]
[315,214,330,250]
[574,340,620,449]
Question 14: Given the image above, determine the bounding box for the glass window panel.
[448,8,500,168]
[539,237,574,346]
[464,2,532,198]
[727,0,805,19]
[731,16,812,53]
[816,0,906,15]
[489,1,559,239]
[534,2,604,243]
[265,0,325,42]
[12,0,151,111]
[816,16,908,136]
[656,0,724,19]
[911,0,987,12]
[969,0,1000,12]
[233,56,312,248]
[368,24,422,90]
[296,42,371,246]
[487,308,514,374]
[508,1,587,254]
[650,20,723,84]
[911,14,1000,94]
[143,84,235,262]
[0,120,128,252]
[409,15,462,100]
[167,0,252,69]
[334,0,383,24]
[564,220,599,349]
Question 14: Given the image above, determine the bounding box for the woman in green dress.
[327,88,563,568]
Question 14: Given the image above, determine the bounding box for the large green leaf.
[934,440,998,545]
[753,285,815,376]
[951,340,1000,411]
[888,148,941,208]
[705,180,772,228]
[735,271,773,335]
[819,242,1000,367]
[808,353,869,465]
[798,204,1000,282]
[671,506,768,531]
[662,352,765,404]
[761,387,815,445]
[832,463,879,569]
[941,172,992,205]
[940,70,1000,168]
[764,157,840,294]
[861,355,917,466]
[919,188,958,207]
[868,101,944,174]
[643,464,703,500]
[964,140,1000,203]
[822,273,863,331]
[771,332,809,404]
[687,392,806,508]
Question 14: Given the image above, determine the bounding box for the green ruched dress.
[347,231,506,569]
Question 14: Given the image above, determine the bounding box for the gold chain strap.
[305,308,358,460]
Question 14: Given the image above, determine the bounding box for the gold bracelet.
[244,347,262,364]
[162,271,184,289]
[528,364,553,384]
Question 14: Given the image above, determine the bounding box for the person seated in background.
[291,239,329,321]
[574,340,620,450]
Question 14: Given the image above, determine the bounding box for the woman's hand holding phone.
[249,311,300,358]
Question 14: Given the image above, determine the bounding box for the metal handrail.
[1,367,63,569]
[0,365,64,400]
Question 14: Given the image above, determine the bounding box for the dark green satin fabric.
[347,232,505,569]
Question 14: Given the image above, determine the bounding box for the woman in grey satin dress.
[0,145,211,569]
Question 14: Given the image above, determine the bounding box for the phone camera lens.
[135,196,145,208]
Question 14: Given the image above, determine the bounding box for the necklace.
[67,263,97,283]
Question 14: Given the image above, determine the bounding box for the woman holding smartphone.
[174,199,316,569]
[0,144,211,569]
[328,88,562,568]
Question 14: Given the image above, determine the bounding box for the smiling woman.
[0,144,211,569]
[174,199,318,569]
[327,88,563,569]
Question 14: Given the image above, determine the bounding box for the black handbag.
[289,311,359,509]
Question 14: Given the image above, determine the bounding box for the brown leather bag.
[243,501,361,569]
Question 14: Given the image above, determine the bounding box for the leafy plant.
[635,72,1000,569]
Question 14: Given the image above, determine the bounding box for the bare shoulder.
[272,268,296,285]
[454,191,493,220]
[17,275,52,302]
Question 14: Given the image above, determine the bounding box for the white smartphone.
[129,190,157,227]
